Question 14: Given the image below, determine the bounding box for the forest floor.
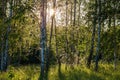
[0,63,120,80]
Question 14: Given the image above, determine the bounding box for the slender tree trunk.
[1,0,12,71]
[0,35,4,70]
[49,0,55,48]
[39,0,47,79]
[46,0,56,72]
[73,0,76,26]
[69,0,77,67]
[55,11,58,57]
[87,0,97,68]
[95,0,101,71]
[113,15,117,70]
[0,0,5,71]
[77,0,81,65]
[70,2,73,26]
[87,20,96,68]
[65,0,69,70]
[54,0,58,59]
[108,16,111,28]
[70,0,76,53]
[113,2,117,70]
[78,0,81,26]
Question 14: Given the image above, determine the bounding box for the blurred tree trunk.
[70,0,77,68]
[39,0,47,79]
[1,0,12,71]
[46,0,56,72]
[70,2,73,25]
[73,0,76,26]
[95,0,101,71]
[113,15,117,70]
[77,0,81,65]
[78,0,81,26]
[87,0,97,68]
[0,35,4,70]
[70,0,76,53]
[108,16,111,28]
[0,0,5,71]
[65,0,69,70]
[54,0,58,62]
[113,1,117,70]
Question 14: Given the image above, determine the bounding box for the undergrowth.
[0,63,120,80]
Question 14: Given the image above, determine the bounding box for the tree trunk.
[46,0,56,72]
[65,0,69,70]
[1,0,12,71]
[73,0,76,26]
[78,0,81,26]
[108,16,111,28]
[87,0,97,68]
[70,2,73,26]
[0,35,4,70]
[95,0,101,71]
[113,2,117,70]
[39,0,47,79]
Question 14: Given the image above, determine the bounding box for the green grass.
[0,63,120,80]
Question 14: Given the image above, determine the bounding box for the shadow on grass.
[38,65,50,80]
[57,66,104,80]
[67,69,103,80]
[58,64,66,80]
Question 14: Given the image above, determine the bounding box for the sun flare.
[49,9,55,17]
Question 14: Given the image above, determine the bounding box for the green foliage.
[0,65,40,80]
[101,26,120,62]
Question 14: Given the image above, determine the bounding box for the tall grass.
[0,63,120,80]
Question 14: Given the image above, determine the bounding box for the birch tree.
[1,0,12,71]
[39,0,47,79]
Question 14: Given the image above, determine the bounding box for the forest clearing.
[0,0,120,80]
